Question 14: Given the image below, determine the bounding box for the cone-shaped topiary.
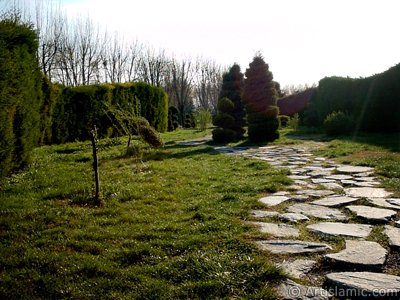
[219,64,245,139]
[242,54,280,142]
[212,97,238,143]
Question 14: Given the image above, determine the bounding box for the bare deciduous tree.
[35,0,64,82]
[166,57,195,125]
[193,58,224,114]
[137,46,169,87]
[125,39,143,82]
[102,32,129,83]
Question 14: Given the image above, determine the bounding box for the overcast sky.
[5,0,400,86]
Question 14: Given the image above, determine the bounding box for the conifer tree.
[218,64,245,139]
[242,54,279,142]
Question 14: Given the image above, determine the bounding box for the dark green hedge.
[51,82,168,143]
[303,63,400,132]
[0,18,43,177]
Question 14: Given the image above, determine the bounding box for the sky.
[5,0,400,86]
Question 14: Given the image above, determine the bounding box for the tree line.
[1,0,225,123]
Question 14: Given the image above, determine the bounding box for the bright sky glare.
[12,0,400,86]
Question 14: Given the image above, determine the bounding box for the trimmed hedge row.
[0,18,43,177]
[302,63,400,132]
[52,82,168,143]
[0,18,168,178]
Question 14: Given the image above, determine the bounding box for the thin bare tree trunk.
[90,127,101,206]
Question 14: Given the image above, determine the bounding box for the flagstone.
[249,210,279,218]
[346,205,397,222]
[325,272,400,298]
[279,213,310,223]
[325,240,387,270]
[367,198,400,210]
[256,239,332,254]
[279,259,317,278]
[384,225,400,248]
[345,187,392,198]
[307,222,372,238]
[336,165,374,173]
[287,203,347,221]
[249,222,300,238]
[311,196,359,207]
[259,195,290,206]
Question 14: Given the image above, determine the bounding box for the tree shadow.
[162,145,219,160]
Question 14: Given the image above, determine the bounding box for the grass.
[0,129,290,299]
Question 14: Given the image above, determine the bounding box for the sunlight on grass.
[0,129,286,299]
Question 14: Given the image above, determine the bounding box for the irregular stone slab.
[320,182,344,190]
[367,198,400,210]
[308,170,333,177]
[312,196,359,207]
[249,222,300,238]
[352,181,380,187]
[387,198,400,207]
[314,157,327,161]
[259,194,290,206]
[396,220,400,228]
[287,203,347,221]
[279,259,317,279]
[277,279,332,300]
[384,225,400,248]
[325,272,400,298]
[326,174,354,180]
[250,210,279,218]
[355,176,377,182]
[290,168,308,175]
[311,178,336,184]
[291,194,310,202]
[307,222,372,238]
[345,187,392,198]
[256,240,332,254]
[341,179,359,186]
[297,189,336,198]
[346,205,397,222]
[325,240,387,270]
[337,165,374,173]
[279,213,310,223]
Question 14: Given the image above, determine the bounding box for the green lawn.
[0,129,290,299]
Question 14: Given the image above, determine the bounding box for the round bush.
[213,113,235,129]
[265,106,279,118]
[217,97,235,113]
[248,118,279,142]
[212,128,237,143]
[323,111,355,136]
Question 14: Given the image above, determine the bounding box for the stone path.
[215,143,400,299]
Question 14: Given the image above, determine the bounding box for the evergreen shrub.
[324,111,355,136]
[0,17,42,177]
[212,128,237,143]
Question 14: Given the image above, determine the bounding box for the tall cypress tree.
[218,64,245,139]
[242,54,279,142]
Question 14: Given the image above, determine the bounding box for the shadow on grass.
[162,145,218,160]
